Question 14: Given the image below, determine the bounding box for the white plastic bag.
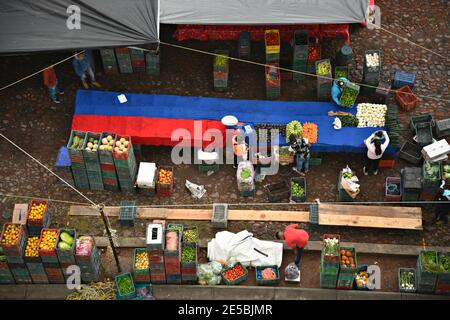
[333,117,342,130]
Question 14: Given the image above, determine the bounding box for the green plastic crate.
[133,248,150,282]
[221,263,248,285]
[115,272,136,300]
[290,177,306,202]
[198,163,220,173]
[255,266,280,286]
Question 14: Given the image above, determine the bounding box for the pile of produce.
[39,229,58,252]
[165,231,179,251]
[355,271,369,288]
[279,147,292,157]
[28,202,47,222]
[291,181,305,197]
[443,164,450,180]
[25,236,40,257]
[285,120,302,143]
[438,253,450,272]
[323,237,339,257]
[134,251,149,270]
[340,249,356,269]
[85,136,99,152]
[168,224,183,233]
[183,229,199,242]
[265,31,279,46]
[0,247,6,262]
[99,135,115,151]
[116,274,134,296]
[399,270,415,291]
[66,281,116,300]
[158,168,173,185]
[222,264,246,282]
[420,251,439,273]
[316,60,331,76]
[342,171,353,180]
[58,231,74,251]
[70,134,85,149]
[365,52,380,70]
[384,105,400,148]
[181,245,196,263]
[340,84,359,107]
[215,54,228,68]
[339,115,359,127]
[356,103,387,127]
[302,123,318,143]
[197,261,223,285]
[335,68,348,79]
[1,224,21,245]
[308,45,320,61]
[424,161,440,181]
[240,168,252,180]
[256,267,278,281]
[113,137,130,155]
[266,65,279,83]
[76,236,94,256]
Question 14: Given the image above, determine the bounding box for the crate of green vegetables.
[290,177,306,202]
[335,66,349,80]
[416,250,439,290]
[115,272,136,300]
[437,252,450,284]
[167,223,183,236]
[181,242,198,269]
[398,268,416,293]
[422,161,441,191]
[182,227,199,243]
[339,82,360,108]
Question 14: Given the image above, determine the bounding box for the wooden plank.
[228,210,309,222]
[319,212,422,230]
[319,204,422,219]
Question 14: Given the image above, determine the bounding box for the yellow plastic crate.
[265,30,280,54]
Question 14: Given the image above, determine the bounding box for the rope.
[0,133,98,207]
[0,50,85,93]
[156,42,449,103]
[0,193,91,206]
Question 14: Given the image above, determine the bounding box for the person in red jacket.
[276,224,309,267]
[42,66,64,103]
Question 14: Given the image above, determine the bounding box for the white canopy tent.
[160,0,369,25]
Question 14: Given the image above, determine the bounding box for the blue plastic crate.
[56,146,71,167]
[392,71,416,89]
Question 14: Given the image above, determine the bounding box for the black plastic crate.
[264,182,290,202]
[398,141,423,165]
[119,200,136,226]
[410,114,433,133]
[211,203,228,228]
[415,122,433,147]
[433,118,450,139]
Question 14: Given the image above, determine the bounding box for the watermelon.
[58,241,72,251]
[60,232,74,246]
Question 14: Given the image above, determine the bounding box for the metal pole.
[98,204,121,273]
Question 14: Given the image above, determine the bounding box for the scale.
[284,263,301,283]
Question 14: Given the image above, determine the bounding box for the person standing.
[289,134,311,176]
[433,182,449,225]
[42,66,64,103]
[72,50,101,89]
[232,133,249,169]
[276,224,309,268]
[363,130,390,175]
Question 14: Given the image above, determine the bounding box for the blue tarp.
[75,90,395,153]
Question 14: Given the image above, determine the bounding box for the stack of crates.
[55,146,74,187]
[292,30,309,81]
[264,30,280,62]
[83,132,104,191]
[75,236,101,283]
[145,50,160,75]
[67,130,90,190]
[113,135,137,191]
[39,228,65,284]
[0,254,15,284]
[212,204,228,228]
[265,63,281,99]
[99,48,119,75]
[146,223,166,284]
[26,200,50,236]
[307,43,321,74]
[435,252,450,295]
[320,234,340,289]
[1,223,31,284]
[99,132,120,192]
[315,59,332,101]
[361,50,381,95]
[416,250,438,294]
[401,167,422,201]
[337,246,357,289]
[119,200,136,226]
[181,242,198,284]
[133,248,151,284]
[213,50,229,91]
[164,229,181,284]
[115,48,133,74]
[156,166,174,197]
[238,32,251,58]
[130,48,145,73]
[56,229,77,280]
[24,235,49,284]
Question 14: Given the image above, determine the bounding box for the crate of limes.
[115,272,136,300]
[133,248,150,283]
[290,177,306,202]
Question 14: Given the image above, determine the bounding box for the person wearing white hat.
[289,134,311,176]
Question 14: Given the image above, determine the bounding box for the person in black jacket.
[432,181,450,225]
[289,134,311,176]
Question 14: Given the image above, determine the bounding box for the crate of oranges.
[132,248,150,283]
[27,200,49,226]
[38,228,59,257]
[0,223,26,256]
[24,236,41,263]
[157,166,174,196]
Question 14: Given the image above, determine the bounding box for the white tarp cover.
[160,0,368,25]
[207,230,283,267]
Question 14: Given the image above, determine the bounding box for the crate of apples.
[28,201,48,224]
[158,167,173,186]
[340,249,356,269]
[39,229,59,255]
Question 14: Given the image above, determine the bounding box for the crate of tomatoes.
[156,166,174,197]
[221,262,248,285]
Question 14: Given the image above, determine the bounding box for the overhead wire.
[0,192,91,206]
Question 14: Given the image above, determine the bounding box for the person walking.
[363,130,390,175]
[276,224,309,268]
[72,50,101,89]
[289,133,311,176]
[232,132,249,169]
[432,181,449,225]
[42,66,64,103]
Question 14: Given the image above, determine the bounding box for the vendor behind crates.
[232,132,249,169]
[331,77,349,107]
[363,130,390,176]
[276,224,309,268]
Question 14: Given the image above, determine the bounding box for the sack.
[333,117,342,130]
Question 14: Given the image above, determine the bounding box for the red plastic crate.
[27,200,49,226]
[150,273,166,282]
[112,135,132,160]
[148,254,164,264]
[165,264,181,275]
[100,163,115,171]
[133,274,151,283]
[385,177,402,202]
[181,267,197,275]
[435,283,450,295]
[395,86,417,111]
[115,47,130,55]
[420,192,436,201]
[31,274,49,284]
[0,223,26,256]
[379,159,395,169]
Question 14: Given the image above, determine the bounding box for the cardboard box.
[12,204,28,225]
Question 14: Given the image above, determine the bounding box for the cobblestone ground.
[0,0,448,246]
